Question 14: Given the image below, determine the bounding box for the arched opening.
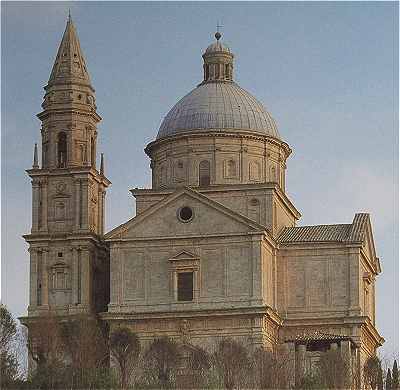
[205,65,210,80]
[57,132,67,168]
[199,160,210,186]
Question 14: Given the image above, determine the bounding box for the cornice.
[37,108,101,122]
[131,183,301,221]
[26,167,111,186]
[145,131,292,158]
[100,305,282,324]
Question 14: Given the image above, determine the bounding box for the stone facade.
[22,18,384,384]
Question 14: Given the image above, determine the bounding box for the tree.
[378,366,384,390]
[318,349,351,389]
[364,356,383,390]
[386,368,392,390]
[61,315,110,389]
[110,327,140,390]
[178,345,211,388]
[251,348,291,389]
[213,338,250,390]
[142,336,180,389]
[26,314,66,389]
[393,360,399,389]
[0,304,19,386]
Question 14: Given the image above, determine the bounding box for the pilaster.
[41,179,48,232]
[31,181,40,232]
[41,249,49,307]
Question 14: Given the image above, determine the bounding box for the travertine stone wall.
[107,188,288,313]
[277,245,362,317]
[107,313,279,354]
[27,241,109,316]
[109,237,263,312]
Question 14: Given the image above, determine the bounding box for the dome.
[157,82,280,140]
[205,41,231,54]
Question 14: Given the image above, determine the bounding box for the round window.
[178,206,194,222]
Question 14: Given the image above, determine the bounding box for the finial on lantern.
[215,21,223,40]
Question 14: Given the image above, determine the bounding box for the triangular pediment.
[171,250,198,260]
[105,187,266,240]
[351,213,380,274]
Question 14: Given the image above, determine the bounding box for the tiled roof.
[278,213,369,244]
[286,331,352,344]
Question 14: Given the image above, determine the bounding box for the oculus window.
[178,206,193,222]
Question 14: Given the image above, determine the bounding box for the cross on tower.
[216,21,223,33]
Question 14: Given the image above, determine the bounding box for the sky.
[1,2,398,358]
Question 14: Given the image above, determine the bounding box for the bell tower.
[24,15,111,317]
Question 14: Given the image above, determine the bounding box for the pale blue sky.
[2,2,398,358]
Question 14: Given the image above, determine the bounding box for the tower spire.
[47,16,92,88]
[32,143,39,169]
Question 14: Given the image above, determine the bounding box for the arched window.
[199,160,210,186]
[225,64,230,79]
[215,64,220,79]
[91,137,95,167]
[205,65,210,80]
[57,132,67,168]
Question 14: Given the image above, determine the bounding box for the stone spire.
[32,143,39,168]
[202,32,234,84]
[47,14,92,88]
[100,153,105,176]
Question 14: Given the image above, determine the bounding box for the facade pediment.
[105,187,266,241]
[350,214,380,274]
[170,250,198,261]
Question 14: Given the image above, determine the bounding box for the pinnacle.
[47,17,92,88]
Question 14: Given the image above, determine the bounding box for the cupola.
[201,32,234,83]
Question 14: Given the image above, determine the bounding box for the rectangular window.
[177,272,193,301]
[56,271,65,289]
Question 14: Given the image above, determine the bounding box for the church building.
[22,16,384,383]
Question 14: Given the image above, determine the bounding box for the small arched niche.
[199,160,211,186]
[248,198,261,224]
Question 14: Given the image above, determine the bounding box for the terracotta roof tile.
[286,331,352,343]
[278,213,370,244]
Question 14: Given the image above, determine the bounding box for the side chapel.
[22,16,384,384]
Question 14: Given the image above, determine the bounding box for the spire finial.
[68,9,72,23]
[215,21,223,40]
[100,153,104,176]
[33,143,39,169]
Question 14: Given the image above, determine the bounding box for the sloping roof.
[278,224,351,243]
[278,213,370,244]
[286,331,353,344]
